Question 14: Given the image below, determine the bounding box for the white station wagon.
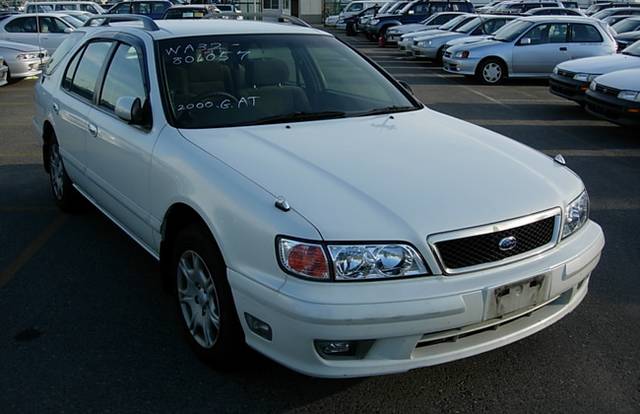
[34,16,605,378]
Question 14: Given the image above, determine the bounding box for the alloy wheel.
[482,62,503,84]
[177,250,221,349]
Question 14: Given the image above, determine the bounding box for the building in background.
[261,0,324,23]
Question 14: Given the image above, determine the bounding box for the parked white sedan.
[34,16,604,378]
[0,13,77,54]
[0,40,49,80]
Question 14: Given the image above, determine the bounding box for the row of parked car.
[0,0,242,84]
[326,0,640,125]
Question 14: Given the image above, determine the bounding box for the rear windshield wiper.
[353,106,418,117]
[252,111,347,125]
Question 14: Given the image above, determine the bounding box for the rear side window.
[432,14,453,24]
[62,46,83,89]
[112,3,131,13]
[5,17,37,33]
[99,44,147,112]
[45,31,86,75]
[569,24,603,42]
[68,41,113,100]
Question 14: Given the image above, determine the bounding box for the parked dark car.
[344,5,380,35]
[107,0,172,19]
[585,2,640,16]
[366,0,475,40]
[162,4,219,19]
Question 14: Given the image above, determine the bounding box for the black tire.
[476,58,507,85]
[47,133,84,212]
[171,224,245,369]
[435,46,445,65]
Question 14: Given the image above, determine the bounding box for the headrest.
[246,58,290,87]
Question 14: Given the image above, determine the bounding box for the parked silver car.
[611,16,640,34]
[585,67,640,125]
[443,16,617,84]
[397,13,475,54]
[0,40,50,80]
[412,15,516,62]
[524,7,585,16]
[385,11,467,43]
[0,13,77,54]
[550,39,640,103]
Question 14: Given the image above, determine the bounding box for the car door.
[0,16,38,47]
[84,41,157,246]
[37,17,71,54]
[512,23,569,74]
[54,40,114,186]
[568,23,608,60]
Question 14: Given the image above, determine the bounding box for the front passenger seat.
[242,58,311,118]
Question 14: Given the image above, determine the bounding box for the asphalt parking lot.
[1,28,639,412]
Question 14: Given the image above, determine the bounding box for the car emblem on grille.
[498,236,517,251]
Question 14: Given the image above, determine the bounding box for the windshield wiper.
[353,105,417,117]
[251,111,347,125]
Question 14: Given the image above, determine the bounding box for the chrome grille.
[429,210,561,274]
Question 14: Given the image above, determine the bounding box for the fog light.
[316,340,354,355]
[244,313,272,340]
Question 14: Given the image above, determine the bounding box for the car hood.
[616,30,640,40]
[415,31,465,42]
[452,38,504,52]
[594,67,640,89]
[179,109,582,240]
[389,23,428,33]
[446,35,492,47]
[402,29,448,39]
[558,53,640,74]
[0,40,42,52]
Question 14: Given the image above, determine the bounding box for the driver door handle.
[559,47,567,51]
[88,123,98,137]
[52,103,59,114]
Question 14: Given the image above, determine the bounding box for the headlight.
[277,238,429,281]
[617,90,640,102]
[16,53,39,60]
[454,50,470,59]
[573,73,599,82]
[553,66,559,74]
[370,18,379,25]
[562,191,589,239]
[589,81,597,91]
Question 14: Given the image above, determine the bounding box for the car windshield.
[438,14,470,30]
[622,39,640,56]
[60,15,83,27]
[493,19,532,41]
[591,9,616,19]
[612,18,640,33]
[454,16,481,33]
[159,34,419,129]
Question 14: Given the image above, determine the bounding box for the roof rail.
[82,14,160,31]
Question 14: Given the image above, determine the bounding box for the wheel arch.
[159,201,226,290]
[42,120,55,173]
[476,56,509,78]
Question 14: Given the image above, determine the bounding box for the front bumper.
[585,90,640,126]
[412,44,440,59]
[9,56,49,79]
[230,221,605,378]
[549,74,589,103]
[443,56,480,76]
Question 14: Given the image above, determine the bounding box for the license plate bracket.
[485,275,550,320]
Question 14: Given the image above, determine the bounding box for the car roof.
[166,5,213,8]
[519,15,600,22]
[4,12,83,18]
[87,19,330,40]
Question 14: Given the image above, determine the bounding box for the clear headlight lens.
[16,53,39,60]
[573,73,598,82]
[370,18,379,25]
[328,244,428,281]
[617,90,640,102]
[553,66,559,74]
[454,50,470,59]
[589,81,597,91]
[562,190,589,239]
[277,238,429,281]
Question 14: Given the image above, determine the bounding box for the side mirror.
[399,80,413,94]
[519,37,532,45]
[64,27,74,33]
[115,96,145,125]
